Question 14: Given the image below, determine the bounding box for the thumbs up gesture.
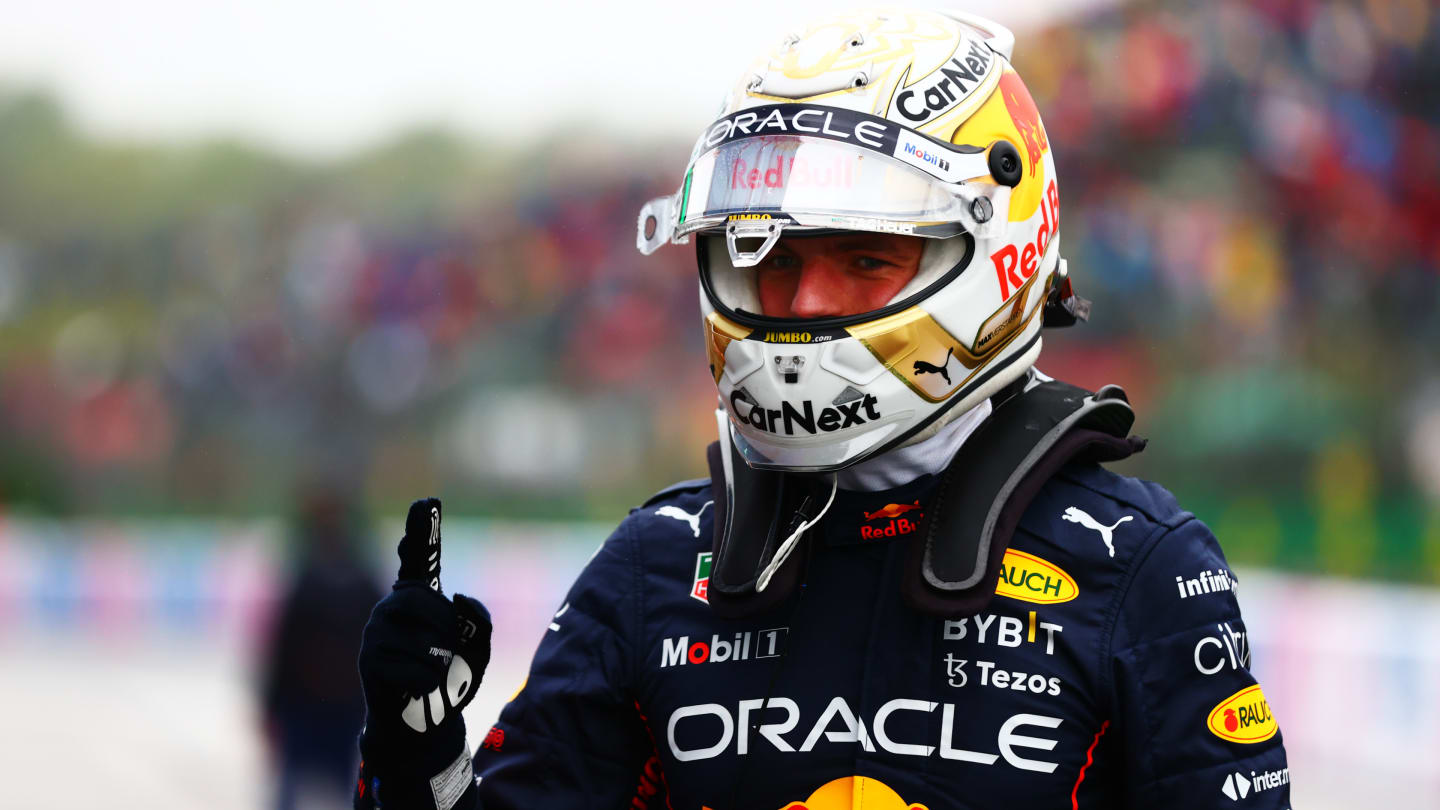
[355,498,492,810]
[396,497,445,591]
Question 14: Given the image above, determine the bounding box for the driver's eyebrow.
[758,244,798,263]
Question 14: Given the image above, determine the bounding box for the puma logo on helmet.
[912,347,954,386]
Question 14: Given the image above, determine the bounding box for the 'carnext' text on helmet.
[893,37,996,126]
[730,391,882,436]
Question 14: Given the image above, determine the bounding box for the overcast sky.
[0,0,1110,157]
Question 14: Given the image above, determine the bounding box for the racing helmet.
[638,8,1077,472]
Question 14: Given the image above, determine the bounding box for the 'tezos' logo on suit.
[861,501,923,539]
[1206,685,1278,743]
[661,627,788,668]
[691,552,712,603]
[995,549,1078,604]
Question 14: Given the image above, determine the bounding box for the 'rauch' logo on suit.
[1206,684,1278,744]
[995,549,1079,604]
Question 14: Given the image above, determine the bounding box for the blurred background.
[0,0,1437,807]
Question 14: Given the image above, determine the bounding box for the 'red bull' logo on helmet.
[730,154,858,191]
[998,71,1049,178]
[991,179,1060,300]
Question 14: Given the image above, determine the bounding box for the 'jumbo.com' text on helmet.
[638,8,1078,472]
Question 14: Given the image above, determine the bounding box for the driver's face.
[755,233,924,319]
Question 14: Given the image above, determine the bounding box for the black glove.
[356,498,492,810]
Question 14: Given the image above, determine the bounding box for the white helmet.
[638,8,1073,472]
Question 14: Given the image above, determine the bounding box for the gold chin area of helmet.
[705,270,1045,402]
[850,273,1046,403]
[704,311,751,384]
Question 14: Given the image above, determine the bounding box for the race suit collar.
[837,398,993,492]
[705,373,1147,619]
[819,473,939,548]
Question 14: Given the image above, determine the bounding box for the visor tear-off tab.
[704,376,1145,619]
[726,218,786,268]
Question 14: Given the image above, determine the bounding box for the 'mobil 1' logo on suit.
[995,549,1078,605]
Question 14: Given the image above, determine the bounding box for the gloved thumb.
[396,497,443,592]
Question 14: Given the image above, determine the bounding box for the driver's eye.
[764,254,800,270]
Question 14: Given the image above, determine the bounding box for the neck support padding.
[705,376,1146,619]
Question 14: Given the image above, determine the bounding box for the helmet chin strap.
[755,474,837,592]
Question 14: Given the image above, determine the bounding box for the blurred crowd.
[1020,0,1440,578]
[0,0,1437,579]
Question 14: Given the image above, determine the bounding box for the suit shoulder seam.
[639,478,712,509]
[1051,467,1190,529]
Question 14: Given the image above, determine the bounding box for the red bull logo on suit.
[861,501,924,539]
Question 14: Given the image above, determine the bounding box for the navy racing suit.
[470,459,1291,809]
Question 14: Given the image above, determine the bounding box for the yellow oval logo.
[1207,684,1278,743]
[996,549,1079,604]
